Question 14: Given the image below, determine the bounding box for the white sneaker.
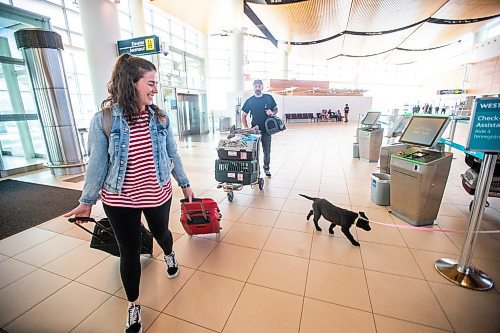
[164,251,179,278]
[125,304,142,333]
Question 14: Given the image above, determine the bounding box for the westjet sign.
[466,98,500,152]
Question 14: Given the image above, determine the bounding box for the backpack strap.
[102,107,111,138]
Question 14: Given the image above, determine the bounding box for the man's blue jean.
[261,132,272,171]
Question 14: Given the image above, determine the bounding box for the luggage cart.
[461,153,500,211]
[215,127,265,202]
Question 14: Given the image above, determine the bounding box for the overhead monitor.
[361,112,381,126]
[399,116,451,148]
[386,115,411,138]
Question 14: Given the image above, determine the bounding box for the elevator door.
[177,93,200,137]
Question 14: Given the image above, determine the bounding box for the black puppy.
[299,194,371,246]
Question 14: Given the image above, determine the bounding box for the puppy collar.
[354,214,361,224]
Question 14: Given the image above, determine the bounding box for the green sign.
[437,89,465,95]
[117,35,160,56]
[466,97,500,153]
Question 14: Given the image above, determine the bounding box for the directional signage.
[466,97,500,152]
[437,89,465,95]
[117,35,160,56]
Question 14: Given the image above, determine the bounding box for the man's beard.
[254,90,262,96]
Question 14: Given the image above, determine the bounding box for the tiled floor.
[1,121,499,333]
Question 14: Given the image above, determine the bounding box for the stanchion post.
[435,153,496,290]
[458,152,497,272]
[446,117,457,153]
[436,96,499,291]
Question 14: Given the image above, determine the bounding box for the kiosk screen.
[387,115,411,137]
[399,116,450,148]
[361,112,381,126]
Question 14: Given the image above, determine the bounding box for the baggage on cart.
[462,153,500,211]
[180,198,222,235]
[215,128,264,202]
[68,217,153,257]
[215,159,259,185]
[217,137,259,161]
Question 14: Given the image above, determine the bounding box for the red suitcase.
[180,198,222,235]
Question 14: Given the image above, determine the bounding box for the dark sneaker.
[265,170,271,177]
[165,251,179,278]
[125,304,142,333]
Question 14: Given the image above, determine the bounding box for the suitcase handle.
[179,198,203,203]
[67,217,114,242]
[68,217,96,223]
[180,198,208,222]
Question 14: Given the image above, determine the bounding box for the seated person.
[321,109,328,120]
[336,110,342,121]
[327,109,336,121]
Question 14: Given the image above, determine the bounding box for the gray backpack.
[264,115,286,135]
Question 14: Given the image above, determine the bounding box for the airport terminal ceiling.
[151,0,500,66]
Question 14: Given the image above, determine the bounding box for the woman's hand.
[182,187,194,202]
[63,203,93,223]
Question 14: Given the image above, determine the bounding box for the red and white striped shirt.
[101,112,172,207]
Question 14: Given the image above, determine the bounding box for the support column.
[229,29,245,128]
[79,0,121,109]
[130,0,146,36]
[15,29,85,176]
[279,41,289,80]
[230,30,244,93]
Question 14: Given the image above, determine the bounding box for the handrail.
[439,137,484,159]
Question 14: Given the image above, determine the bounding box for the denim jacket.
[79,103,190,205]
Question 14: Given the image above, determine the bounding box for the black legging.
[103,199,173,302]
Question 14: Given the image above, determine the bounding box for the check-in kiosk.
[357,112,384,162]
[379,115,412,173]
[390,116,452,226]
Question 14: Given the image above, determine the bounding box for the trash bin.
[353,142,359,158]
[219,116,231,132]
[371,173,390,206]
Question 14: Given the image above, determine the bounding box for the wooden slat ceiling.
[151,0,500,64]
[245,0,500,62]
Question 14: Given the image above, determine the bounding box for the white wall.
[275,95,373,120]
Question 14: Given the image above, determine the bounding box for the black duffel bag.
[68,217,153,257]
[264,115,286,135]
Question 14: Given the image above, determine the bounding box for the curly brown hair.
[101,54,166,124]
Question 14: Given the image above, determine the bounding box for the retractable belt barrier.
[439,138,484,159]
[369,220,500,234]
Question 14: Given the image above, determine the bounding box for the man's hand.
[265,109,274,116]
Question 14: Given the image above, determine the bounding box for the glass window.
[66,9,82,33]
[0,91,12,113]
[117,0,129,13]
[13,0,66,29]
[155,29,171,46]
[69,32,85,48]
[152,10,167,28]
[145,23,153,35]
[170,21,184,38]
[118,11,132,35]
[120,29,133,39]
[209,48,229,59]
[171,36,185,50]
[185,42,198,56]
[185,29,197,45]
[63,0,79,12]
